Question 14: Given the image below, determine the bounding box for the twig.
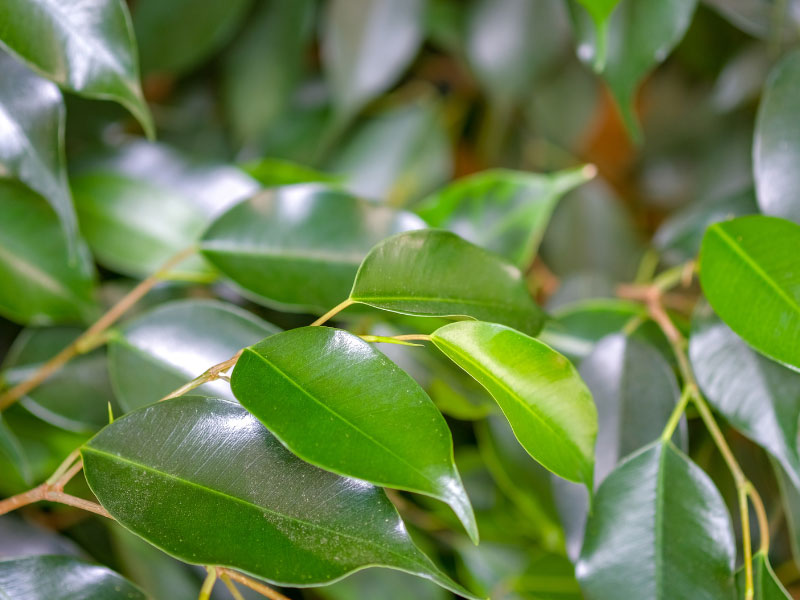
[217,569,292,600]
[159,350,242,402]
[310,298,354,327]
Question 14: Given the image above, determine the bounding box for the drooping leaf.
[82,396,479,598]
[0,555,146,600]
[350,230,546,336]
[0,413,29,484]
[1,327,116,432]
[416,166,596,267]
[0,180,96,325]
[735,552,792,600]
[576,441,736,598]
[0,0,153,137]
[200,185,425,312]
[574,1,621,69]
[754,50,800,225]
[231,326,477,543]
[321,0,425,118]
[431,321,597,488]
[0,51,76,250]
[699,215,800,372]
[108,299,278,412]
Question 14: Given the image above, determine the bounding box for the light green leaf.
[350,230,546,336]
[754,49,800,225]
[736,552,792,599]
[231,326,477,543]
[82,396,480,598]
[576,441,736,598]
[108,299,278,412]
[417,165,596,267]
[0,555,146,599]
[200,185,425,313]
[431,321,597,488]
[574,0,621,69]
[0,0,153,137]
[242,157,340,188]
[699,215,800,372]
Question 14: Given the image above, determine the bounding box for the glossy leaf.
[754,50,800,225]
[699,216,800,372]
[82,396,479,598]
[0,0,153,137]
[432,321,597,487]
[200,185,425,312]
[0,51,75,249]
[0,555,146,599]
[736,552,791,599]
[0,180,96,325]
[416,165,596,267]
[350,230,546,336]
[576,441,736,598]
[231,326,477,543]
[321,0,424,117]
[108,299,278,411]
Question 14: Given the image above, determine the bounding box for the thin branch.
[220,572,246,600]
[159,350,243,402]
[199,566,217,600]
[310,298,354,327]
[217,569,292,600]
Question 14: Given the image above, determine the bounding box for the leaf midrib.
[353,293,526,312]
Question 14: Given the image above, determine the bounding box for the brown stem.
[217,569,291,600]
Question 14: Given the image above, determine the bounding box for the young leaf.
[82,396,480,598]
[699,216,800,372]
[200,185,425,312]
[0,0,153,137]
[0,52,76,250]
[350,230,546,336]
[0,555,146,599]
[109,299,279,411]
[431,321,597,488]
[416,166,596,267]
[231,326,477,543]
[0,180,96,325]
[754,49,800,224]
[576,441,736,598]
[736,552,792,600]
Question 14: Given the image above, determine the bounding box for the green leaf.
[231,326,477,543]
[350,230,546,336]
[1,327,116,432]
[0,412,30,484]
[0,180,96,325]
[754,49,800,225]
[200,185,425,313]
[431,321,597,487]
[321,0,424,117]
[0,0,153,137]
[72,172,212,278]
[82,396,480,598]
[243,158,340,188]
[569,0,697,140]
[0,555,146,599]
[108,299,278,412]
[690,303,800,490]
[317,568,448,600]
[416,166,596,267]
[0,51,76,251]
[736,552,792,600]
[574,0,621,69]
[699,215,800,372]
[576,441,736,598]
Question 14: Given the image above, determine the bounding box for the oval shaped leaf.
[0,555,146,600]
[351,230,545,336]
[231,326,477,543]
[201,185,424,313]
[699,215,800,372]
[109,299,279,411]
[576,441,736,598]
[82,396,478,598]
[431,321,597,487]
[0,0,153,137]
[736,552,792,600]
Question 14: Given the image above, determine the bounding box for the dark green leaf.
[736,552,791,599]
[754,49,800,225]
[0,180,96,325]
[82,396,479,598]
[0,0,153,137]
[232,326,476,542]
[416,166,596,267]
[0,413,29,484]
[576,441,736,598]
[432,321,597,487]
[350,230,545,336]
[699,215,800,372]
[704,0,800,41]
[201,185,425,312]
[0,555,146,599]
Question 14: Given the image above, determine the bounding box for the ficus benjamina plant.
[1,0,800,599]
